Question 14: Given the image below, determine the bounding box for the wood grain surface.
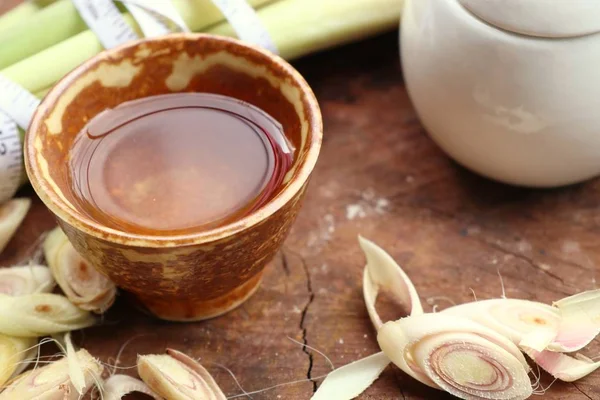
[2,1,600,399]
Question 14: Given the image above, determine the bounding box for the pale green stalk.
[0,0,87,69]
[0,0,56,36]
[209,0,404,60]
[0,0,274,70]
[1,0,275,93]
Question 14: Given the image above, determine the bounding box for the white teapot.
[401,0,600,187]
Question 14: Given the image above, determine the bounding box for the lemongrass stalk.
[43,227,116,313]
[0,265,55,295]
[0,293,95,337]
[522,349,600,382]
[138,348,226,400]
[103,374,161,400]
[0,0,87,69]
[552,289,600,352]
[442,299,562,349]
[311,352,390,400]
[209,0,404,60]
[0,0,56,36]
[2,16,139,94]
[0,348,103,399]
[378,314,533,400]
[0,335,37,388]
[359,236,423,330]
[0,0,275,83]
[0,198,31,253]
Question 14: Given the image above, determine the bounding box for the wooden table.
[2,2,600,399]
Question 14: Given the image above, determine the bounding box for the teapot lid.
[458,0,600,38]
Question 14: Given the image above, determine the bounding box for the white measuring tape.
[0,75,40,202]
[0,0,276,203]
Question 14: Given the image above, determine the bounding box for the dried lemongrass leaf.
[0,348,104,399]
[311,352,389,400]
[0,265,55,295]
[0,335,37,387]
[523,348,600,382]
[103,374,161,400]
[359,236,423,330]
[442,299,561,348]
[378,314,532,400]
[0,198,31,254]
[44,227,116,313]
[138,348,226,400]
[551,289,600,352]
[0,293,95,337]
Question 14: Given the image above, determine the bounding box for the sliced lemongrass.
[138,348,226,400]
[103,374,161,400]
[378,314,532,399]
[311,352,389,400]
[0,198,31,254]
[44,227,116,313]
[550,289,600,352]
[442,298,561,349]
[0,265,55,295]
[0,293,95,337]
[359,236,423,330]
[523,348,600,382]
[0,335,37,387]
[64,332,86,395]
[0,348,103,399]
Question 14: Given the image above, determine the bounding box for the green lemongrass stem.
[0,335,37,388]
[311,352,390,400]
[0,265,55,295]
[138,348,226,400]
[0,0,275,82]
[0,0,56,36]
[0,348,104,399]
[0,0,87,69]
[378,314,533,400]
[208,0,404,60]
[0,198,31,254]
[1,14,140,94]
[0,293,95,337]
[359,236,423,330]
[103,374,161,400]
[43,227,116,313]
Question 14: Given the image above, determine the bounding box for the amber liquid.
[68,93,293,235]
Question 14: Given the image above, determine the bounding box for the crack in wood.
[298,253,316,393]
[571,382,593,400]
[281,251,291,277]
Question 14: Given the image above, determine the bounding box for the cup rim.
[25,33,322,248]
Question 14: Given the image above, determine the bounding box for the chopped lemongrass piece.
[0,348,103,399]
[0,198,31,254]
[378,314,532,399]
[64,332,86,395]
[138,348,226,400]
[312,352,389,400]
[523,349,600,382]
[103,374,161,400]
[0,265,55,295]
[0,293,94,337]
[551,289,600,352]
[44,227,116,313]
[0,335,37,387]
[359,236,423,330]
[442,298,561,348]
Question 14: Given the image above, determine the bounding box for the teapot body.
[401,0,600,187]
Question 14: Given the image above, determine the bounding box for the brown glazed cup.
[25,34,322,321]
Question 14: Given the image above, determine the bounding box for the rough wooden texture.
[2,1,600,399]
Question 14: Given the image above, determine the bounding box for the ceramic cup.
[25,34,322,321]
